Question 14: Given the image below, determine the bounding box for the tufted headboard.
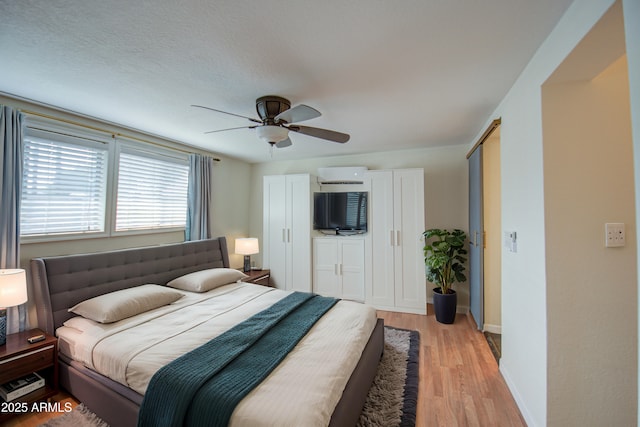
[31,237,230,335]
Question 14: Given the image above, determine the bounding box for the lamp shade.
[0,269,28,308]
[235,238,259,255]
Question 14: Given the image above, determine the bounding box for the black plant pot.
[432,288,457,324]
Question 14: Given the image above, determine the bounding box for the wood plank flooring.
[5,306,525,426]
[377,307,526,426]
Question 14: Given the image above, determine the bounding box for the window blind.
[115,149,189,231]
[21,134,108,236]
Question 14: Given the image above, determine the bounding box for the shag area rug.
[358,326,420,427]
[40,326,420,427]
[38,403,108,427]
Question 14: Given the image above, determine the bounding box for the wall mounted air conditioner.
[317,167,368,184]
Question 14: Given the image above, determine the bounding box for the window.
[21,128,109,237]
[20,118,190,240]
[115,145,189,231]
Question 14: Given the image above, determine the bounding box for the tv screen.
[313,192,368,233]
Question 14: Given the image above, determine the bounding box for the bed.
[31,237,384,427]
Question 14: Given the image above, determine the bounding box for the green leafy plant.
[423,228,468,295]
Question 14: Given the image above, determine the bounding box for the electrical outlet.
[605,223,625,247]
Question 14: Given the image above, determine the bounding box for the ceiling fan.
[192,96,350,148]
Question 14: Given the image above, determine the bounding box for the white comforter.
[56,282,377,426]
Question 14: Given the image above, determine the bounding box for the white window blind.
[115,148,189,231]
[21,132,108,236]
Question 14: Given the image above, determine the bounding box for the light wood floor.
[5,307,526,426]
[378,307,526,426]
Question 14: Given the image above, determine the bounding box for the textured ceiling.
[0,0,573,163]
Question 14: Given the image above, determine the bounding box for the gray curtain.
[186,153,214,241]
[0,105,27,333]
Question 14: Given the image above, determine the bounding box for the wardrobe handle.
[287,229,291,243]
[390,230,395,246]
[282,229,286,243]
[396,230,401,246]
[335,264,339,275]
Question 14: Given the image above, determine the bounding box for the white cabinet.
[263,174,313,292]
[313,237,365,302]
[366,169,426,313]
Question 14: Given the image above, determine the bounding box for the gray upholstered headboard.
[31,237,230,335]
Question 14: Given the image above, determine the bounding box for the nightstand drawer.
[0,345,55,384]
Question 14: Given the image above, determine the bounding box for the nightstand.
[0,329,58,421]
[241,269,272,287]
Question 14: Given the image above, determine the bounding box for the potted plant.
[423,228,468,324]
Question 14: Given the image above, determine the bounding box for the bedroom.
[1,0,640,426]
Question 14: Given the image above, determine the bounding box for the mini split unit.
[316,167,368,184]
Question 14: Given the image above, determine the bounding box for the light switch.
[504,231,517,253]
[605,223,625,247]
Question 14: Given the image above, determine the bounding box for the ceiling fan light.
[256,125,289,144]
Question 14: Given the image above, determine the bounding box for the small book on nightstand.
[0,372,45,402]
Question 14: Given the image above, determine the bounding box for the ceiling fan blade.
[204,125,257,134]
[191,104,262,124]
[275,137,293,148]
[275,104,321,124]
[289,125,350,143]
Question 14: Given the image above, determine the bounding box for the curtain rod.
[20,108,221,161]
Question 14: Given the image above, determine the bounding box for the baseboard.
[500,362,537,427]
[483,323,502,334]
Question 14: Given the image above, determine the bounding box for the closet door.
[468,146,484,329]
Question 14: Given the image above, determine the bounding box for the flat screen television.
[313,191,368,234]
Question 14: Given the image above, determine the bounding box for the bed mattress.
[56,282,377,426]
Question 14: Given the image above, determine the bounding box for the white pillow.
[68,284,183,323]
[63,315,97,332]
[166,268,248,293]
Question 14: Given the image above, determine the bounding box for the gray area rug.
[40,326,420,427]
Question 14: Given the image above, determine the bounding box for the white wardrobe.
[365,169,426,314]
[262,174,314,292]
[262,169,425,314]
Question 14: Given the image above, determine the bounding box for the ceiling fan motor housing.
[256,96,291,123]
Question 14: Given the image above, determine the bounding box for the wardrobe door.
[286,174,312,292]
[366,170,396,309]
[340,238,365,302]
[263,175,287,289]
[392,169,426,311]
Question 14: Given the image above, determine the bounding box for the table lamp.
[0,269,28,346]
[235,238,259,272]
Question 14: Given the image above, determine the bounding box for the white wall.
[543,55,636,426]
[480,0,638,425]
[248,144,470,308]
